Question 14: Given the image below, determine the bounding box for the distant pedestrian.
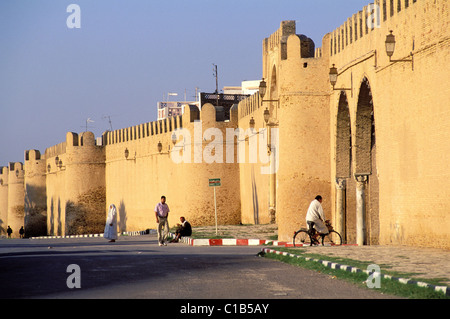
[19,226,25,239]
[7,226,12,238]
[155,195,170,246]
[104,204,118,242]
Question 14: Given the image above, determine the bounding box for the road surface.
[0,235,397,300]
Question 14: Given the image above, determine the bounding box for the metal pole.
[214,186,218,236]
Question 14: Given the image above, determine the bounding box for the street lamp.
[263,108,270,124]
[259,78,267,100]
[157,141,163,153]
[385,30,396,59]
[259,78,279,107]
[249,117,255,129]
[124,148,137,161]
[329,64,338,88]
[385,30,413,69]
[329,64,352,93]
[171,132,177,145]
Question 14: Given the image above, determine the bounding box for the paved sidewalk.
[294,245,450,286]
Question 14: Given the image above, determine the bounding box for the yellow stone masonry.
[0,0,448,249]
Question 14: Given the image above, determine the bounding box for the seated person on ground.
[171,217,192,242]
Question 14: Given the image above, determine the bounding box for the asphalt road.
[0,235,397,300]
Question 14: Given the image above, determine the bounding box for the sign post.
[209,178,221,236]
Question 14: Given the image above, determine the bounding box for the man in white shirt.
[155,195,170,246]
[306,195,329,236]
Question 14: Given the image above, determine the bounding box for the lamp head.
[329,64,338,87]
[259,78,267,100]
[263,108,270,124]
[385,30,396,58]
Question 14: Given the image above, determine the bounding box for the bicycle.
[293,220,342,247]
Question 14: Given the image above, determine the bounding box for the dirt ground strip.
[191,224,279,240]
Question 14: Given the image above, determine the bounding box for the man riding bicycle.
[306,195,329,242]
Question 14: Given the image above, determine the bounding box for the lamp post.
[329,64,352,94]
[259,78,279,107]
[385,30,414,70]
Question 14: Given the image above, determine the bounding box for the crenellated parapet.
[238,93,260,121]
[103,115,183,147]
[328,0,449,71]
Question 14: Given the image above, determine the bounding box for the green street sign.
[209,178,221,187]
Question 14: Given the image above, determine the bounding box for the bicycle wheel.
[293,229,313,247]
[322,230,342,246]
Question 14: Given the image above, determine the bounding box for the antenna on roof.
[80,118,95,132]
[102,115,113,131]
[213,64,218,94]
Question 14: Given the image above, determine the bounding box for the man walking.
[7,226,12,238]
[155,195,170,246]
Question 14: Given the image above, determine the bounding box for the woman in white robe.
[104,204,118,242]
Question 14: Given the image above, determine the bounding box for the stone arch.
[336,92,351,178]
[354,77,374,175]
[353,76,379,245]
[335,91,352,242]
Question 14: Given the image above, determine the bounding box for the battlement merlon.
[0,167,9,185]
[25,150,44,162]
[263,20,296,54]
[8,162,24,181]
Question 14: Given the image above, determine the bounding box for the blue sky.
[0,0,370,164]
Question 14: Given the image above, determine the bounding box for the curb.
[176,236,357,247]
[262,248,450,297]
[176,236,289,247]
[30,229,155,240]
